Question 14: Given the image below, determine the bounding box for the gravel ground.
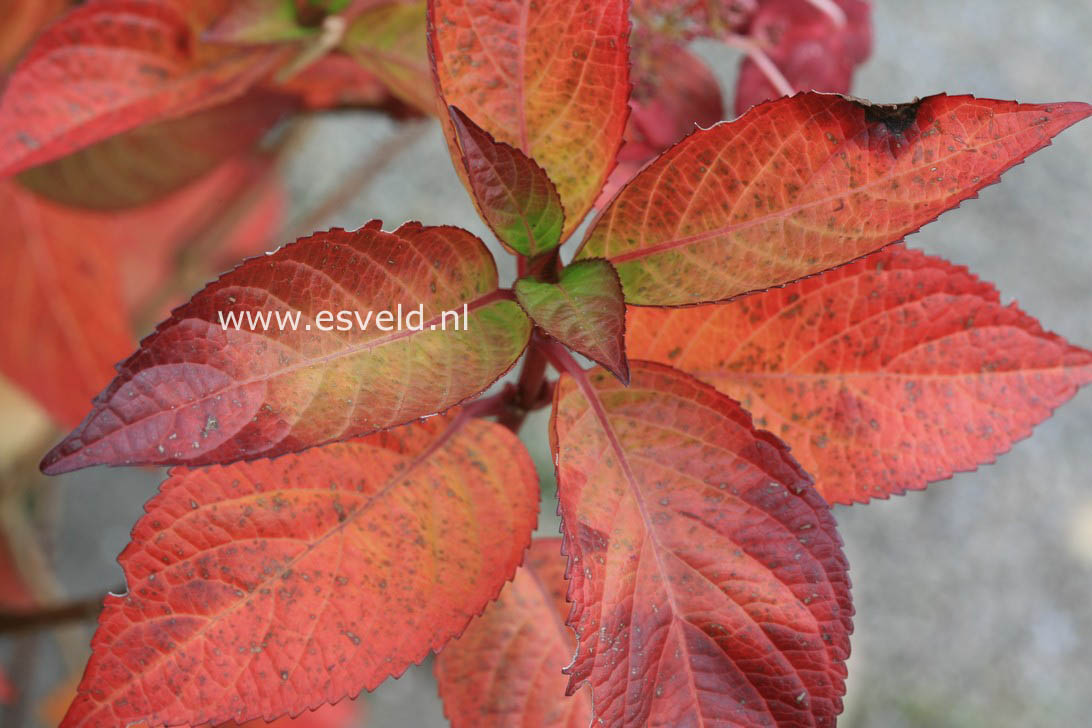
[4,1,1091,726]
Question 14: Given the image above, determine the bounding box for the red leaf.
[627,246,1092,504]
[551,360,852,727]
[16,89,296,210]
[735,0,872,115]
[448,105,565,258]
[515,260,629,384]
[61,413,540,728]
[41,222,531,474]
[0,0,67,70]
[435,537,592,728]
[429,0,631,242]
[0,180,135,428]
[577,93,1092,305]
[0,0,286,178]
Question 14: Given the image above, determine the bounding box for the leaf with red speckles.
[0,180,134,429]
[0,0,67,70]
[60,413,540,728]
[627,246,1092,505]
[0,0,287,179]
[40,221,531,474]
[448,106,565,257]
[435,537,592,728]
[734,0,872,115]
[429,0,630,242]
[17,89,296,210]
[550,360,853,727]
[341,0,432,114]
[577,93,1092,306]
[516,261,629,384]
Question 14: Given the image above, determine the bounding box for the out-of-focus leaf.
[628,246,1092,504]
[17,90,295,210]
[435,537,592,728]
[577,93,1092,305]
[60,414,539,727]
[430,0,631,241]
[341,0,432,114]
[41,222,531,473]
[273,52,416,114]
[735,0,872,115]
[448,106,564,257]
[551,360,853,727]
[515,260,628,383]
[0,0,287,178]
[0,181,134,428]
[599,38,724,207]
[205,0,317,44]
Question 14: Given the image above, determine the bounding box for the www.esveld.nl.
[217,304,469,332]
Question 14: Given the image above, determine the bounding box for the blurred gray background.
[4,0,1092,726]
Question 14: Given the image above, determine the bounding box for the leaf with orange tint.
[429,0,630,241]
[0,181,134,429]
[60,413,539,728]
[41,221,531,474]
[627,246,1092,505]
[551,360,852,727]
[341,0,432,114]
[577,93,1092,305]
[16,89,296,210]
[0,1,286,178]
[435,537,591,728]
[516,261,629,384]
[448,106,564,257]
[0,0,67,70]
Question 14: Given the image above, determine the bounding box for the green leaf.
[515,260,628,383]
[448,106,564,257]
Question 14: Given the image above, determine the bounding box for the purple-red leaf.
[41,221,531,474]
[0,0,286,178]
[515,261,629,384]
[435,537,592,728]
[448,105,565,258]
[577,93,1092,305]
[429,0,630,242]
[551,360,853,727]
[61,413,540,727]
[627,246,1092,504]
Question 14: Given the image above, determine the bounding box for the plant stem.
[496,332,552,433]
[724,34,795,100]
[0,591,115,634]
